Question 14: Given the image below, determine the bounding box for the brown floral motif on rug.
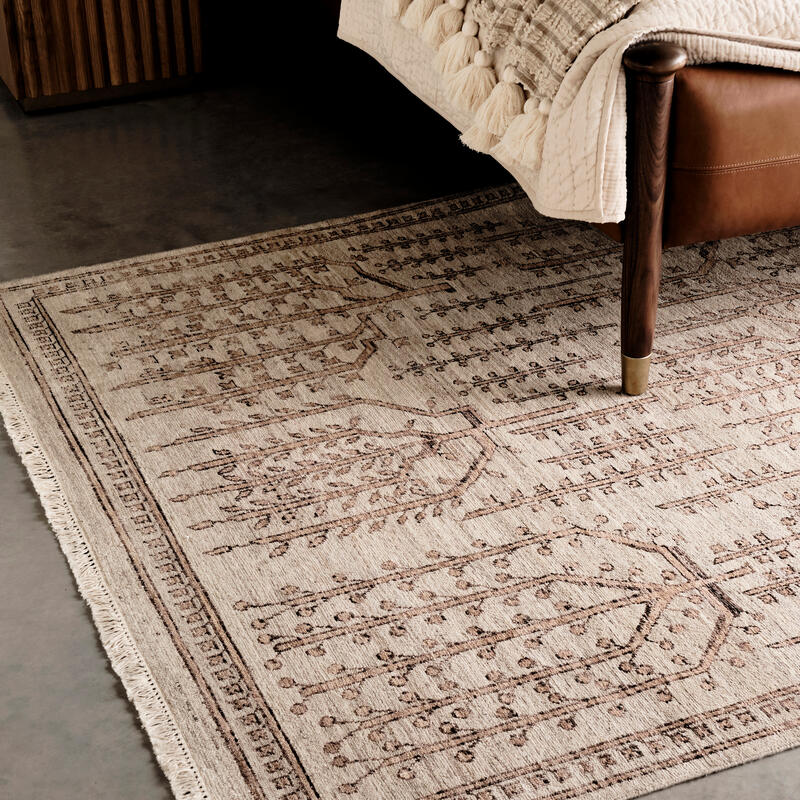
[1,185,799,800]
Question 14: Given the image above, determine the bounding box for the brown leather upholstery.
[593,222,623,243]
[665,63,800,247]
[596,62,800,248]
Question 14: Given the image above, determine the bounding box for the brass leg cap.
[621,354,651,395]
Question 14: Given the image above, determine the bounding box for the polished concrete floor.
[0,29,798,800]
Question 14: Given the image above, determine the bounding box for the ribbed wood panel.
[0,0,201,100]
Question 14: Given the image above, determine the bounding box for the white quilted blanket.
[339,0,800,223]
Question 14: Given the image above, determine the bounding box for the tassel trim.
[433,19,479,74]
[0,367,209,799]
[401,0,442,31]
[460,124,498,154]
[421,2,464,48]
[392,0,554,171]
[447,49,496,112]
[474,66,525,137]
[493,97,552,169]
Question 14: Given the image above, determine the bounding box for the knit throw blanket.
[387,0,640,167]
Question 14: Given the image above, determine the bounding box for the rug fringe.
[0,366,208,800]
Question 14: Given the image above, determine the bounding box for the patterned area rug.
[2,185,799,800]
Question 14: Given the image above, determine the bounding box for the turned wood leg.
[621,43,687,395]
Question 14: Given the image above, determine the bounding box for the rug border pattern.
[0,362,210,800]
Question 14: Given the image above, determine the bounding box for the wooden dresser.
[0,1,202,110]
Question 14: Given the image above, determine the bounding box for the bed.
[338,0,800,393]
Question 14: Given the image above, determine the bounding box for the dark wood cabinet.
[0,0,202,110]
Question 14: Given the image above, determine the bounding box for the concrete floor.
[0,27,798,800]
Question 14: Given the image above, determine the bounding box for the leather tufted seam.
[673,153,800,174]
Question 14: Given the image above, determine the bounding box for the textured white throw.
[339,0,800,223]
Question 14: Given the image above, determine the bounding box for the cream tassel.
[401,0,442,31]
[447,50,497,112]
[434,18,479,74]
[473,66,525,137]
[422,0,465,48]
[385,0,413,18]
[493,97,552,169]
[460,125,498,154]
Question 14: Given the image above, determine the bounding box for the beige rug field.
[1,185,799,800]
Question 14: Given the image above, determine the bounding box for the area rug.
[2,185,799,800]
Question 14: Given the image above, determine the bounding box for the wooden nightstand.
[0,1,202,111]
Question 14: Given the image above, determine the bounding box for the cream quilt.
[339,0,800,223]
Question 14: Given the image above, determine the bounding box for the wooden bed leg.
[621,43,687,395]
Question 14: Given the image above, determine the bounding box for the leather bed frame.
[604,44,800,393]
